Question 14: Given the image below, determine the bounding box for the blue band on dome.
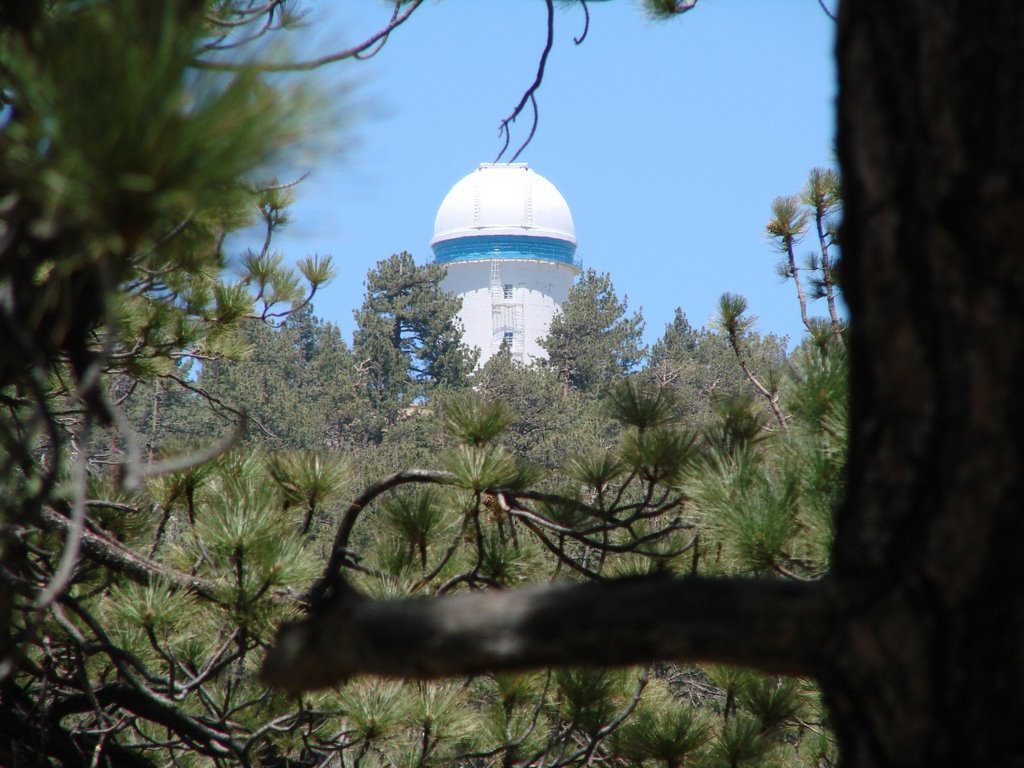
[432,236,576,265]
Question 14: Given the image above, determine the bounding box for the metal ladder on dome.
[490,259,502,303]
[511,305,525,359]
[490,259,504,356]
[489,259,526,360]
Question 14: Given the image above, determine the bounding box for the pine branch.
[262,575,830,693]
[50,683,237,757]
[321,468,456,581]
[814,203,844,347]
[1,680,159,768]
[38,505,222,602]
[194,0,426,71]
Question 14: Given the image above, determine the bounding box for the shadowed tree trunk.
[264,2,1024,765]
[825,1,1024,765]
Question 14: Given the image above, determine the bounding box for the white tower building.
[430,163,580,366]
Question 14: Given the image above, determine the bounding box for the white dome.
[431,163,576,246]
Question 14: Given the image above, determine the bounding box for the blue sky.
[253,1,838,349]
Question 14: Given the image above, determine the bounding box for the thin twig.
[194,0,425,72]
[574,0,591,45]
[121,414,248,492]
[252,172,310,193]
[34,420,91,610]
[495,0,555,163]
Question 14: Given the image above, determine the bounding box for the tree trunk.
[828,1,1024,764]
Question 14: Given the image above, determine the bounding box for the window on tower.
[503,331,515,347]
[503,283,514,300]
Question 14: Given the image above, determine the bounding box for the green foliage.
[542,268,646,395]
[705,714,770,768]
[717,293,756,339]
[476,674,552,761]
[691,342,846,579]
[0,0,312,402]
[443,394,515,446]
[766,168,845,342]
[648,309,788,431]
[473,346,622,470]
[738,677,803,733]
[380,488,453,571]
[641,0,697,19]
[353,251,477,419]
[142,305,360,450]
[766,196,810,256]
[0,5,348,763]
[0,6,846,760]
[108,578,200,637]
[191,454,318,589]
[447,444,532,492]
[478,529,545,586]
[607,379,680,431]
[610,680,709,767]
[702,395,772,459]
[567,449,628,491]
[338,680,407,742]
[620,426,699,486]
[266,449,349,534]
[555,668,633,736]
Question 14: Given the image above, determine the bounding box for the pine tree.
[266,1,1024,761]
[353,252,477,426]
[766,167,844,346]
[182,305,361,449]
[649,308,788,430]
[0,4,338,762]
[541,269,646,396]
[473,346,620,471]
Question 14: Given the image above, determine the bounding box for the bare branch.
[495,0,555,163]
[320,469,456,582]
[193,1,425,72]
[574,0,591,45]
[50,682,238,757]
[262,575,830,692]
[731,347,787,431]
[153,374,264,434]
[252,172,310,193]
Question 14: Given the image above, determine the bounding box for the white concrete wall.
[440,259,578,366]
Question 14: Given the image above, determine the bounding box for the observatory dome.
[431,163,577,265]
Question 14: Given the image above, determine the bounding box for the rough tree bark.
[824,1,1024,765]
[264,2,1024,765]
